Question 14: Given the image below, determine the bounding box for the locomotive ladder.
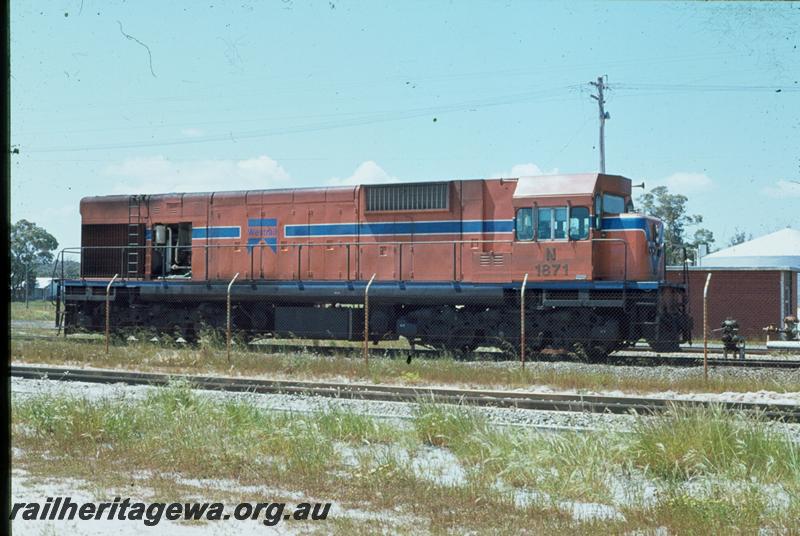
[126,195,142,278]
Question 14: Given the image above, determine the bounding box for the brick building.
[665,228,799,342]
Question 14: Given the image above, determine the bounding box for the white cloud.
[104,155,291,194]
[661,172,714,193]
[490,163,559,178]
[328,160,395,186]
[762,179,800,198]
[180,128,205,138]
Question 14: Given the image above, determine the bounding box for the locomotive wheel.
[648,313,682,353]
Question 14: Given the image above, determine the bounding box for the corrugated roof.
[702,228,800,269]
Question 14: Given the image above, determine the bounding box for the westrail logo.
[247,218,278,253]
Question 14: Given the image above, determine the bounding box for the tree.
[10,220,59,296]
[35,259,80,278]
[637,186,714,265]
[728,228,752,247]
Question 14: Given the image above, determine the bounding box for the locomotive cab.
[511,173,664,283]
[593,187,665,282]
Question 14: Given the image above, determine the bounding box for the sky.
[10,1,800,251]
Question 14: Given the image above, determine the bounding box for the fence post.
[364,273,377,365]
[703,272,712,382]
[105,274,119,354]
[520,273,528,368]
[25,264,30,309]
[227,272,240,363]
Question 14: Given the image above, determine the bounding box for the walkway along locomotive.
[55,173,691,359]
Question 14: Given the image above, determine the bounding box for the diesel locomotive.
[56,173,691,359]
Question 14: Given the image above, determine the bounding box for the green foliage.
[628,404,800,482]
[313,408,399,444]
[12,392,800,533]
[38,259,80,278]
[728,227,753,247]
[648,483,768,535]
[637,186,714,264]
[10,219,59,292]
[412,402,487,448]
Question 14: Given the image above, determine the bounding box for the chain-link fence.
[47,243,800,365]
[666,267,799,351]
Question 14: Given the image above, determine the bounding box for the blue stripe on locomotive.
[145,227,242,240]
[192,226,241,239]
[283,217,647,238]
[142,218,648,242]
[284,219,515,237]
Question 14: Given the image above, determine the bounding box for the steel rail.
[242,342,800,369]
[624,345,773,356]
[10,364,800,422]
[9,332,800,369]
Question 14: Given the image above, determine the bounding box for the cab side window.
[602,193,625,214]
[536,207,571,240]
[537,208,553,240]
[594,195,602,228]
[553,208,567,239]
[569,207,590,240]
[515,208,533,241]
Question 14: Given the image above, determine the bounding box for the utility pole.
[589,75,610,173]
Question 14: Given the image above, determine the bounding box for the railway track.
[247,342,800,369]
[10,332,800,369]
[11,364,800,422]
[624,345,774,356]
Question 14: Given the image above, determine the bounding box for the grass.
[10,301,55,321]
[10,335,800,398]
[628,403,800,482]
[313,408,399,445]
[12,387,800,533]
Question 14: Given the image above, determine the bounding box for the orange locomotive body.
[61,173,690,358]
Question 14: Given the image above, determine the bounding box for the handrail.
[56,239,516,250]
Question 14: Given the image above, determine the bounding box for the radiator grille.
[365,182,448,212]
[80,224,144,277]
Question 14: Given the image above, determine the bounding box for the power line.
[614,83,799,93]
[12,51,735,116]
[19,85,582,153]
